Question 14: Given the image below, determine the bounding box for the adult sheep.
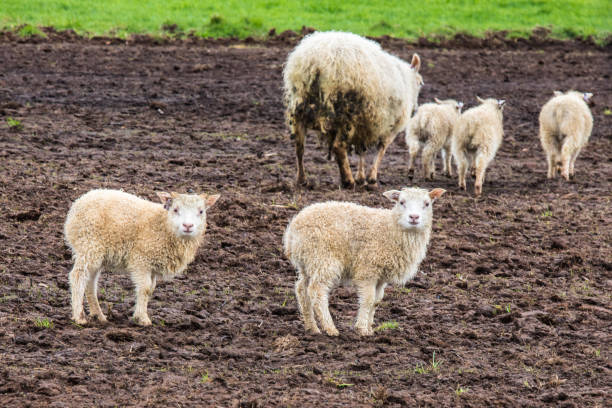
[283,31,423,188]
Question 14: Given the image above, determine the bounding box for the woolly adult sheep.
[283,31,423,188]
[452,96,505,196]
[283,187,446,336]
[64,189,220,326]
[405,98,464,180]
[539,90,593,180]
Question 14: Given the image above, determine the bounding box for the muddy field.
[0,34,611,407]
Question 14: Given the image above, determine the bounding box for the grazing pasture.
[0,34,610,406]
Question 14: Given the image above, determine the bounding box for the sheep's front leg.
[406,139,420,177]
[545,151,556,179]
[332,140,355,189]
[355,281,377,336]
[132,269,156,326]
[368,282,387,329]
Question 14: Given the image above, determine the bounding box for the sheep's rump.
[283,32,408,155]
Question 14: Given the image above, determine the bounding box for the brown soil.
[0,37,610,407]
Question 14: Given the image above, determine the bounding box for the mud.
[0,36,610,407]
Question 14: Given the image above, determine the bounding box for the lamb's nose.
[409,214,420,221]
[183,223,194,230]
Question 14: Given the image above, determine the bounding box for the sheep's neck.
[150,214,203,277]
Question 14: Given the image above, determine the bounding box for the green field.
[1,0,611,42]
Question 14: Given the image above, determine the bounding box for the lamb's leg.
[332,139,355,189]
[442,147,453,177]
[355,281,377,336]
[474,152,488,197]
[569,148,581,178]
[368,282,387,329]
[295,273,320,334]
[421,143,437,180]
[355,153,366,185]
[85,266,106,322]
[546,151,556,179]
[406,140,420,177]
[292,120,307,186]
[131,268,156,326]
[455,150,468,190]
[367,138,391,185]
[560,139,573,181]
[69,257,90,325]
[308,277,338,336]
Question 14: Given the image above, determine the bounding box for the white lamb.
[539,90,594,180]
[283,187,446,336]
[64,189,220,326]
[405,98,464,179]
[283,31,423,188]
[452,96,505,196]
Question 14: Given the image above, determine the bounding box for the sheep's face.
[156,192,220,239]
[383,188,445,231]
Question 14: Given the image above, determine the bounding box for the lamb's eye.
[199,209,204,215]
[173,207,179,213]
[424,201,430,207]
[400,200,405,206]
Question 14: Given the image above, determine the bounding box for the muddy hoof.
[341,180,355,189]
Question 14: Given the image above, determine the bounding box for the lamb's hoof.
[341,181,355,190]
[133,315,152,326]
[356,327,374,336]
[296,176,307,188]
[305,326,321,335]
[323,327,340,336]
[355,176,366,186]
[73,316,87,325]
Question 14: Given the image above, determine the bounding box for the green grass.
[375,320,399,331]
[34,317,53,329]
[1,1,610,42]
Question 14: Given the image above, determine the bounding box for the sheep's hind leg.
[69,257,91,325]
[421,143,437,180]
[569,148,581,179]
[355,281,377,336]
[85,266,107,322]
[295,273,320,334]
[560,139,573,181]
[332,140,355,189]
[308,276,338,336]
[355,153,366,186]
[474,153,489,197]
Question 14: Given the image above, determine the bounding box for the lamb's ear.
[202,194,220,208]
[434,97,442,104]
[583,92,593,102]
[553,91,563,97]
[457,101,464,111]
[428,188,446,201]
[476,96,485,104]
[383,190,401,202]
[410,54,421,72]
[497,99,506,109]
[156,192,173,210]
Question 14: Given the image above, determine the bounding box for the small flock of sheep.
[64,31,595,336]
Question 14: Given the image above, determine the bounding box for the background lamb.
[405,98,464,180]
[283,187,445,336]
[539,90,594,180]
[283,31,423,188]
[64,189,220,326]
[452,96,505,196]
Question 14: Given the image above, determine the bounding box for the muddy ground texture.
[0,34,610,407]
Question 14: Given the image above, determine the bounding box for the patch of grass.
[413,351,442,374]
[541,210,553,218]
[0,1,609,43]
[327,377,354,389]
[34,317,53,329]
[604,109,612,116]
[375,321,399,331]
[16,23,45,37]
[6,117,23,131]
[200,371,211,383]
[455,385,469,396]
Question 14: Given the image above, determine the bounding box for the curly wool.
[283,31,421,153]
[539,90,593,180]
